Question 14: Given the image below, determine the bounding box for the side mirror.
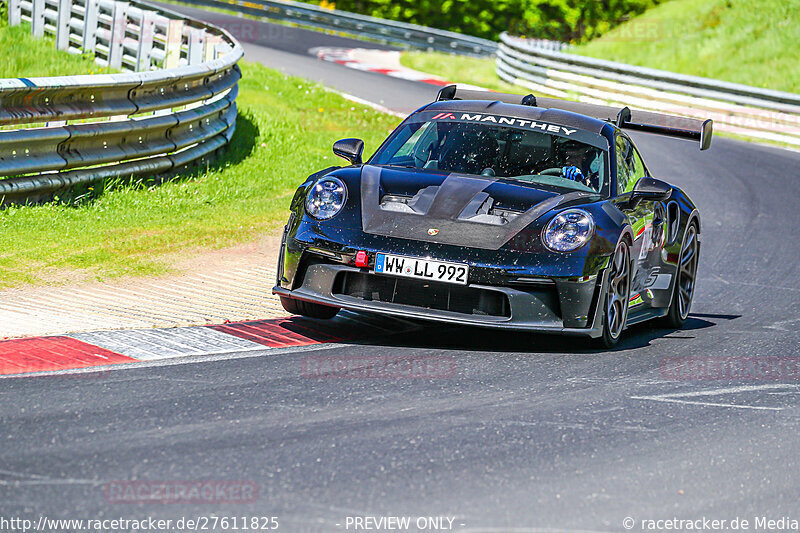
[333,138,364,165]
[630,177,671,204]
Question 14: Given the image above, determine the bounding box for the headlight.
[543,209,594,252]
[305,177,347,220]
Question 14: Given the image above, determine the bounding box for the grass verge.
[0,53,400,287]
[402,0,800,94]
[0,18,105,77]
[156,0,390,48]
[399,3,798,151]
[399,51,525,94]
[566,0,800,93]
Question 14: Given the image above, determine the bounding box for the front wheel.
[597,239,631,348]
[280,296,340,319]
[662,223,698,328]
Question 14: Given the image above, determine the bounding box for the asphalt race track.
[2,7,800,532]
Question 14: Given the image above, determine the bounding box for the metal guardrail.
[177,0,498,56]
[496,33,800,147]
[0,0,243,203]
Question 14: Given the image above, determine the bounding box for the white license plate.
[374,253,469,285]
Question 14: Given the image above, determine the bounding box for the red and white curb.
[0,50,486,377]
[313,47,489,91]
[0,312,419,378]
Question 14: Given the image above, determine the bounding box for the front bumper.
[273,213,613,337]
[273,261,609,338]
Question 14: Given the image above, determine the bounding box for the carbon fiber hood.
[360,165,596,251]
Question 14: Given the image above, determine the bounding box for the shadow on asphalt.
[315,311,742,355]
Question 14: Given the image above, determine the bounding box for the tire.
[597,239,631,348]
[280,296,340,319]
[662,223,699,328]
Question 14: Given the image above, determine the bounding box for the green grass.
[0,17,105,77]
[156,0,390,48]
[571,0,800,93]
[401,0,800,95]
[0,61,400,287]
[0,10,399,288]
[399,52,526,94]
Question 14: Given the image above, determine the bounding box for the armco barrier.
[0,0,242,203]
[174,0,499,56]
[496,33,800,147]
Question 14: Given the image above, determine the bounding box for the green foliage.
[520,0,664,42]
[573,0,800,92]
[314,0,664,42]
[403,0,800,94]
[0,20,102,77]
[400,52,526,94]
[0,61,400,287]
[0,18,400,287]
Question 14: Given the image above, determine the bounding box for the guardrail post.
[55,0,72,50]
[9,0,23,25]
[108,0,128,70]
[82,0,98,53]
[187,28,205,66]
[0,0,244,205]
[164,19,183,69]
[136,10,156,71]
[31,0,46,38]
[204,35,221,62]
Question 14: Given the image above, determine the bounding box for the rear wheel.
[662,223,698,328]
[280,296,340,319]
[598,239,631,348]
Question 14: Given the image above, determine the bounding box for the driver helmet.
[556,138,590,160]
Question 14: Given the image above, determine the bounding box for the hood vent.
[380,185,439,215]
[361,165,589,251]
[457,192,521,226]
[380,188,522,226]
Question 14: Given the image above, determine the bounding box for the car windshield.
[370,118,609,194]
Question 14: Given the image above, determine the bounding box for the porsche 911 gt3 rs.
[274,86,711,347]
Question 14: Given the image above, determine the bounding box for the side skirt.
[626,307,669,327]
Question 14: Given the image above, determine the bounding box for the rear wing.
[436,85,713,151]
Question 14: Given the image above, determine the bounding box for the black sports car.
[274,86,712,346]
